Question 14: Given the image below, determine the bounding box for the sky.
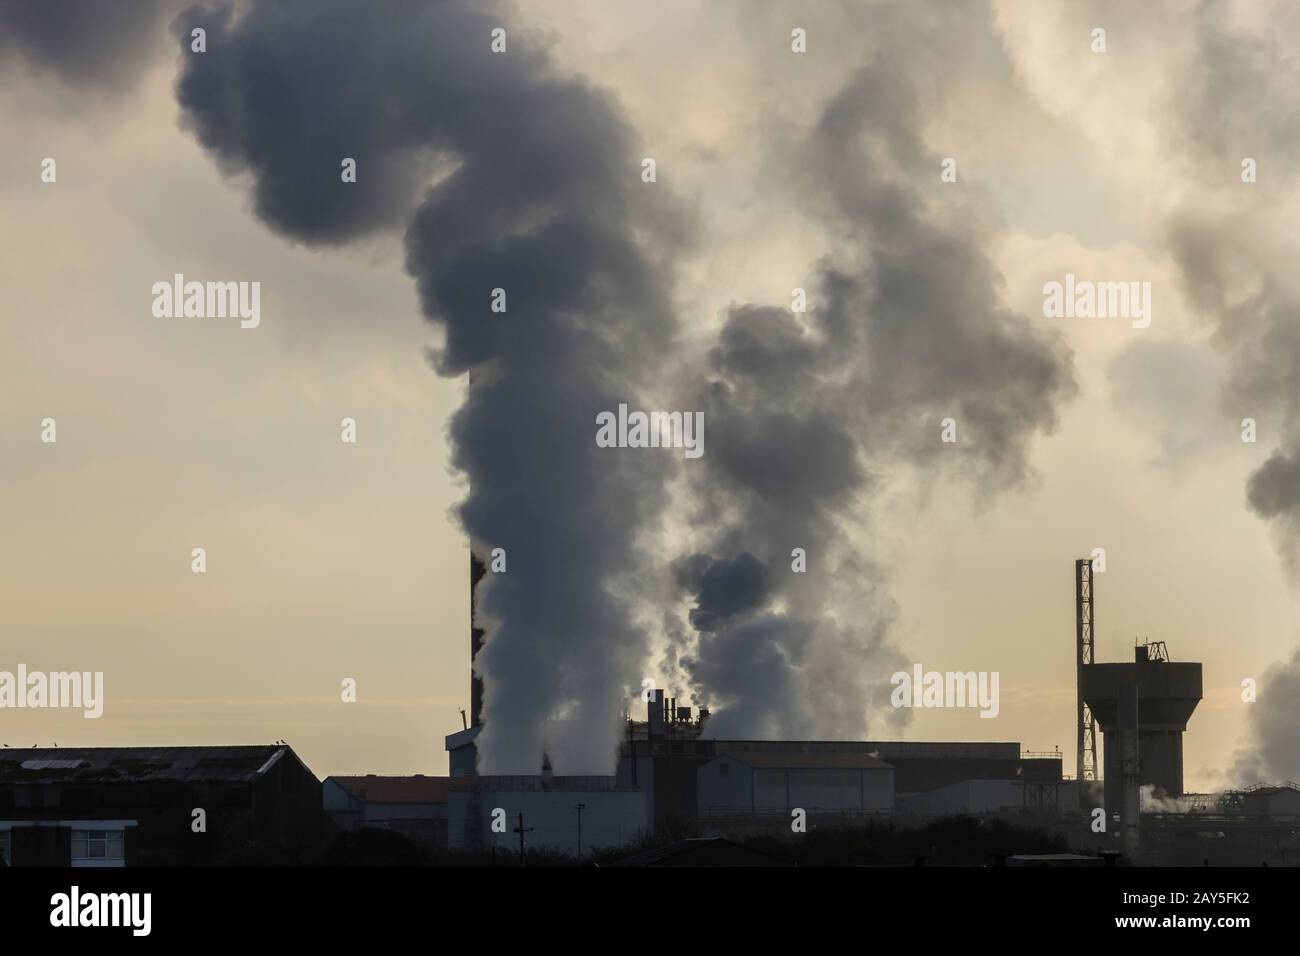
[1,0,1298,790]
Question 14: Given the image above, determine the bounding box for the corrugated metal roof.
[0,746,291,784]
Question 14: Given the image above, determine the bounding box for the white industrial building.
[697,751,894,815]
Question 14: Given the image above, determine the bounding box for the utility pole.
[513,812,533,866]
[575,803,586,863]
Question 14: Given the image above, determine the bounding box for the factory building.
[440,554,1300,862]
[452,558,1066,842]
[697,751,894,815]
[899,779,1024,814]
[1238,783,1300,817]
[791,741,1027,796]
[455,551,1287,853]
[445,691,1061,841]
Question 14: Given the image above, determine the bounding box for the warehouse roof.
[0,745,305,785]
[716,750,893,770]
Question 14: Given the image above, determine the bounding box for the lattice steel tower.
[1075,558,1099,787]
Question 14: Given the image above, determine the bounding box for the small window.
[71,829,124,861]
[719,762,730,777]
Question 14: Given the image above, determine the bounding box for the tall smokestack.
[470,549,485,728]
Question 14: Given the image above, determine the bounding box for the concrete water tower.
[1083,642,1202,801]
[1074,560,1202,853]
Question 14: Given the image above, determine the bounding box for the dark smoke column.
[169,0,685,774]
[470,550,485,728]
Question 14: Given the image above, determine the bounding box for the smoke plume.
[672,25,1075,738]
[171,0,684,773]
[1231,647,1300,784]
[1165,2,1300,782]
[0,0,173,90]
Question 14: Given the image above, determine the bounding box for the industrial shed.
[697,751,894,815]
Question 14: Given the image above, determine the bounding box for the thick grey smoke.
[1248,451,1300,549]
[0,0,171,89]
[1232,647,1300,784]
[1165,3,1300,782]
[673,29,1075,738]
[675,551,767,634]
[172,0,683,773]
